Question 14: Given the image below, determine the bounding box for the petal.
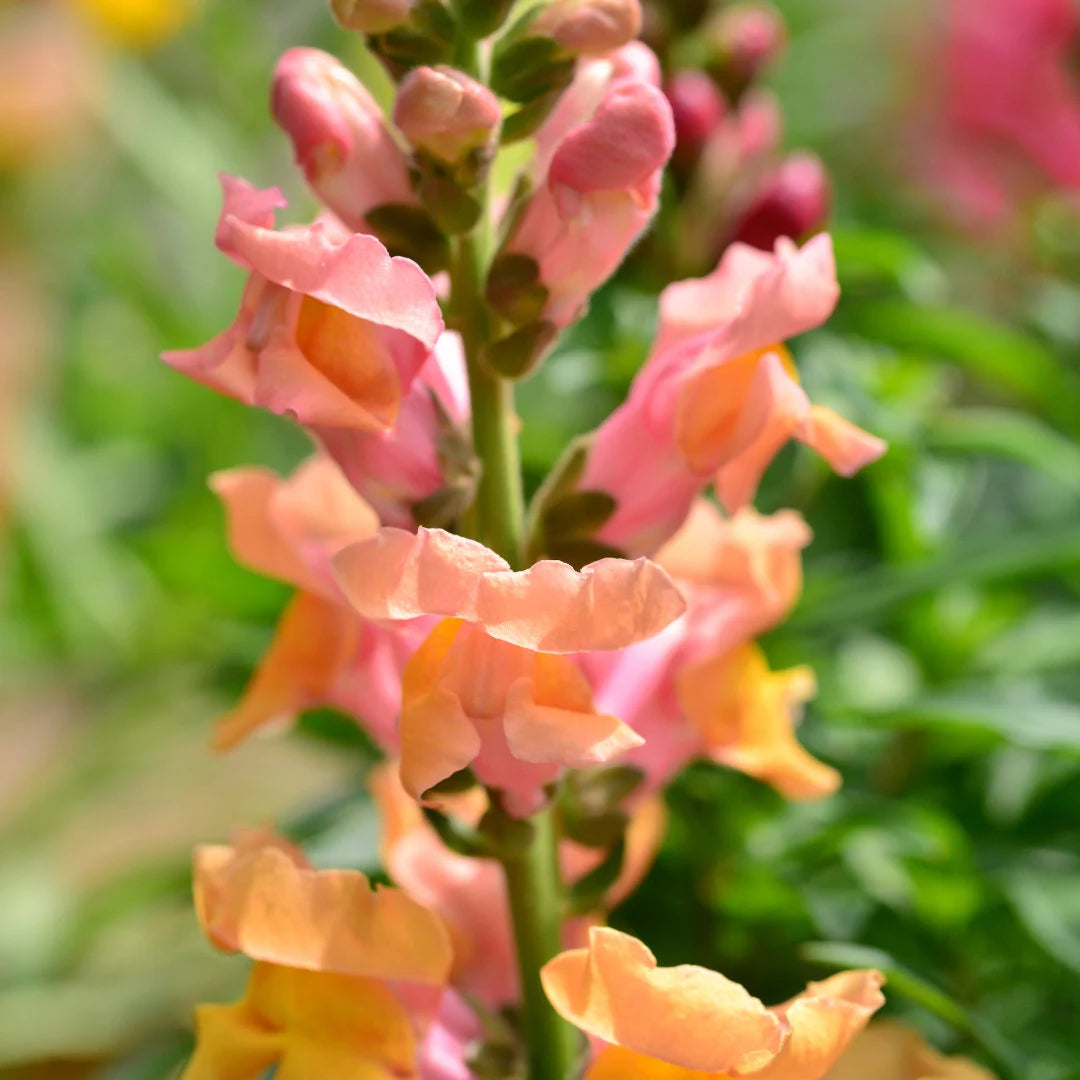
[333,527,687,652]
[503,658,644,768]
[655,233,839,358]
[584,1046,716,1080]
[713,351,811,512]
[180,1000,280,1080]
[194,833,453,985]
[743,970,885,1080]
[213,591,360,752]
[541,926,784,1073]
[796,404,887,476]
[825,1020,997,1080]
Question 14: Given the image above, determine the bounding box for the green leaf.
[566,838,626,916]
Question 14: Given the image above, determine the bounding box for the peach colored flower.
[210,455,428,751]
[194,828,453,984]
[824,1020,997,1080]
[585,501,834,798]
[542,927,884,1079]
[394,66,502,165]
[502,44,674,332]
[580,235,884,555]
[273,47,415,232]
[531,0,643,56]
[163,175,442,433]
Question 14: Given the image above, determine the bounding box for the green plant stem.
[452,232,527,568]
[499,808,582,1080]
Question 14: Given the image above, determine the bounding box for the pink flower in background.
[163,175,443,433]
[503,44,675,331]
[272,47,416,230]
[580,235,884,555]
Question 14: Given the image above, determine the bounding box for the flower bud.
[705,2,785,96]
[330,0,415,33]
[271,47,414,231]
[394,65,501,165]
[531,0,643,55]
[729,152,831,250]
[665,70,726,151]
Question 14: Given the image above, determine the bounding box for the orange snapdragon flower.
[332,526,685,813]
[183,830,455,1080]
[824,1020,997,1080]
[542,927,884,1080]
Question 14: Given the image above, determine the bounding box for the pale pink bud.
[271,47,414,231]
[730,152,831,250]
[330,0,415,33]
[532,0,643,55]
[393,65,502,163]
[665,70,726,149]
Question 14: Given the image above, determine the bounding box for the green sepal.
[422,805,491,858]
[481,321,558,379]
[491,35,576,103]
[418,176,484,234]
[365,202,450,273]
[565,838,627,916]
[486,252,549,325]
[541,490,618,539]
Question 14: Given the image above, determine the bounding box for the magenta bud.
[330,0,415,33]
[730,152,831,250]
[531,0,643,55]
[665,70,726,150]
[394,65,502,164]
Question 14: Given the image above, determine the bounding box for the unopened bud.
[665,70,726,150]
[531,0,643,55]
[271,47,414,230]
[729,152,831,250]
[394,64,501,164]
[330,0,414,33]
[706,2,785,96]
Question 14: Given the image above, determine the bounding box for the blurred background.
[2,0,1079,1076]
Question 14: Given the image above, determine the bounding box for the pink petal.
[796,404,886,475]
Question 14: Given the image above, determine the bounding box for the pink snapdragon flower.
[502,43,675,331]
[272,47,416,231]
[210,455,431,752]
[163,176,443,434]
[579,234,884,555]
[530,0,643,56]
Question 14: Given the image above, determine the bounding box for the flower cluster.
[159,1,996,1078]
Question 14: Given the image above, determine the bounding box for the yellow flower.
[69,0,197,48]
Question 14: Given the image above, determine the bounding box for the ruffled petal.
[332,527,686,653]
[194,831,453,985]
[541,926,784,1073]
[824,1020,997,1080]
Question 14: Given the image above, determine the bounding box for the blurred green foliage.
[1,0,1078,1078]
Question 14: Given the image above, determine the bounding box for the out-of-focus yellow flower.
[68,0,197,48]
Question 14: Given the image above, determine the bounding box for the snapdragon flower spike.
[579,234,885,555]
[183,829,456,1080]
[586,500,837,799]
[370,763,666,1007]
[394,65,502,166]
[315,331,473,530]
[272,46,416,231]
[332,526,685,812]
[163,175,442,433]
[211,455,430,751]
[542,927,885,1080]
[495,45,675,338]
[827,1020,997,1080]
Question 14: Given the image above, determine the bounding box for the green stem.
[499,808,582,1080]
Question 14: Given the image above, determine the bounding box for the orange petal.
[213,591,360,752]
[181,962,417,1080]
[194,831,453,985]
[797,404,886,476]
[504,653,644,768]
[585,1046,718,1080]
[824,1020,997,1080]
[332,527,686,653]
[679,644,839,801]
[744,970,885,1080]
[541,926,784,1073]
